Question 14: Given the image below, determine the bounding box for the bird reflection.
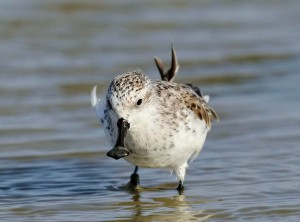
[127,189,209,222]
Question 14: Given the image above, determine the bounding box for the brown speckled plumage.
[153,80,219,128]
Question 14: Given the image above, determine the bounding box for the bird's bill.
[107,118,131,160]
[107,146,130,160]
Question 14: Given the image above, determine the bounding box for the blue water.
[0,0,300,221]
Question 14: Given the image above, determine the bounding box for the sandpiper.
[91,46,219,194]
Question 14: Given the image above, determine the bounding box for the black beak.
[107,118,130,160]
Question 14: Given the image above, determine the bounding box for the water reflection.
[119,193,210,222]
[106,183,215,222]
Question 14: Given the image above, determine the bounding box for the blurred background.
[0,0,299,221]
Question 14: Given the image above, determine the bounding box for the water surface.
[0,0,300,221]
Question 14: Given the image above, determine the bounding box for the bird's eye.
[136,99,143,106]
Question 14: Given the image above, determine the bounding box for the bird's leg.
[107,118,130,160]
[176,180,184,195]
[128,166,140,189]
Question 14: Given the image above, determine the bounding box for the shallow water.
[1,0,300,221]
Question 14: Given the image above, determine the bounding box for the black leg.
[176,180,184,195]
[129,166,140,188]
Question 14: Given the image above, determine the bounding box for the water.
[0,0,300,221]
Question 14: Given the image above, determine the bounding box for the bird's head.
[106,70,153,123]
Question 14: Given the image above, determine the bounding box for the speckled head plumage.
[106,70,153,116]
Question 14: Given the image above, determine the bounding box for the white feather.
[203,95,210,103]
[91,85,103,119]
[91,85,100,107]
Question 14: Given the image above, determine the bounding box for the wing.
[154,81,219,128]
[91,86,104,122]
[180,85,219,127]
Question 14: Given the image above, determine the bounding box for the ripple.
[1,0,300,221]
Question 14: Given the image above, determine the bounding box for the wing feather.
[91,85,103,119]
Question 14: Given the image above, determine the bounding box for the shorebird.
[91,46,219,194]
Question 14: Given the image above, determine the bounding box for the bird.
[91,45,219,194]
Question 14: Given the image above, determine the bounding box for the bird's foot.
[176,181,184,195]
[127,173,140,191]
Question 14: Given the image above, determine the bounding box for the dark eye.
[136,99,143,106]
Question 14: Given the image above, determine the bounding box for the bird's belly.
[124,149,178,168]
[123,128,208,168]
